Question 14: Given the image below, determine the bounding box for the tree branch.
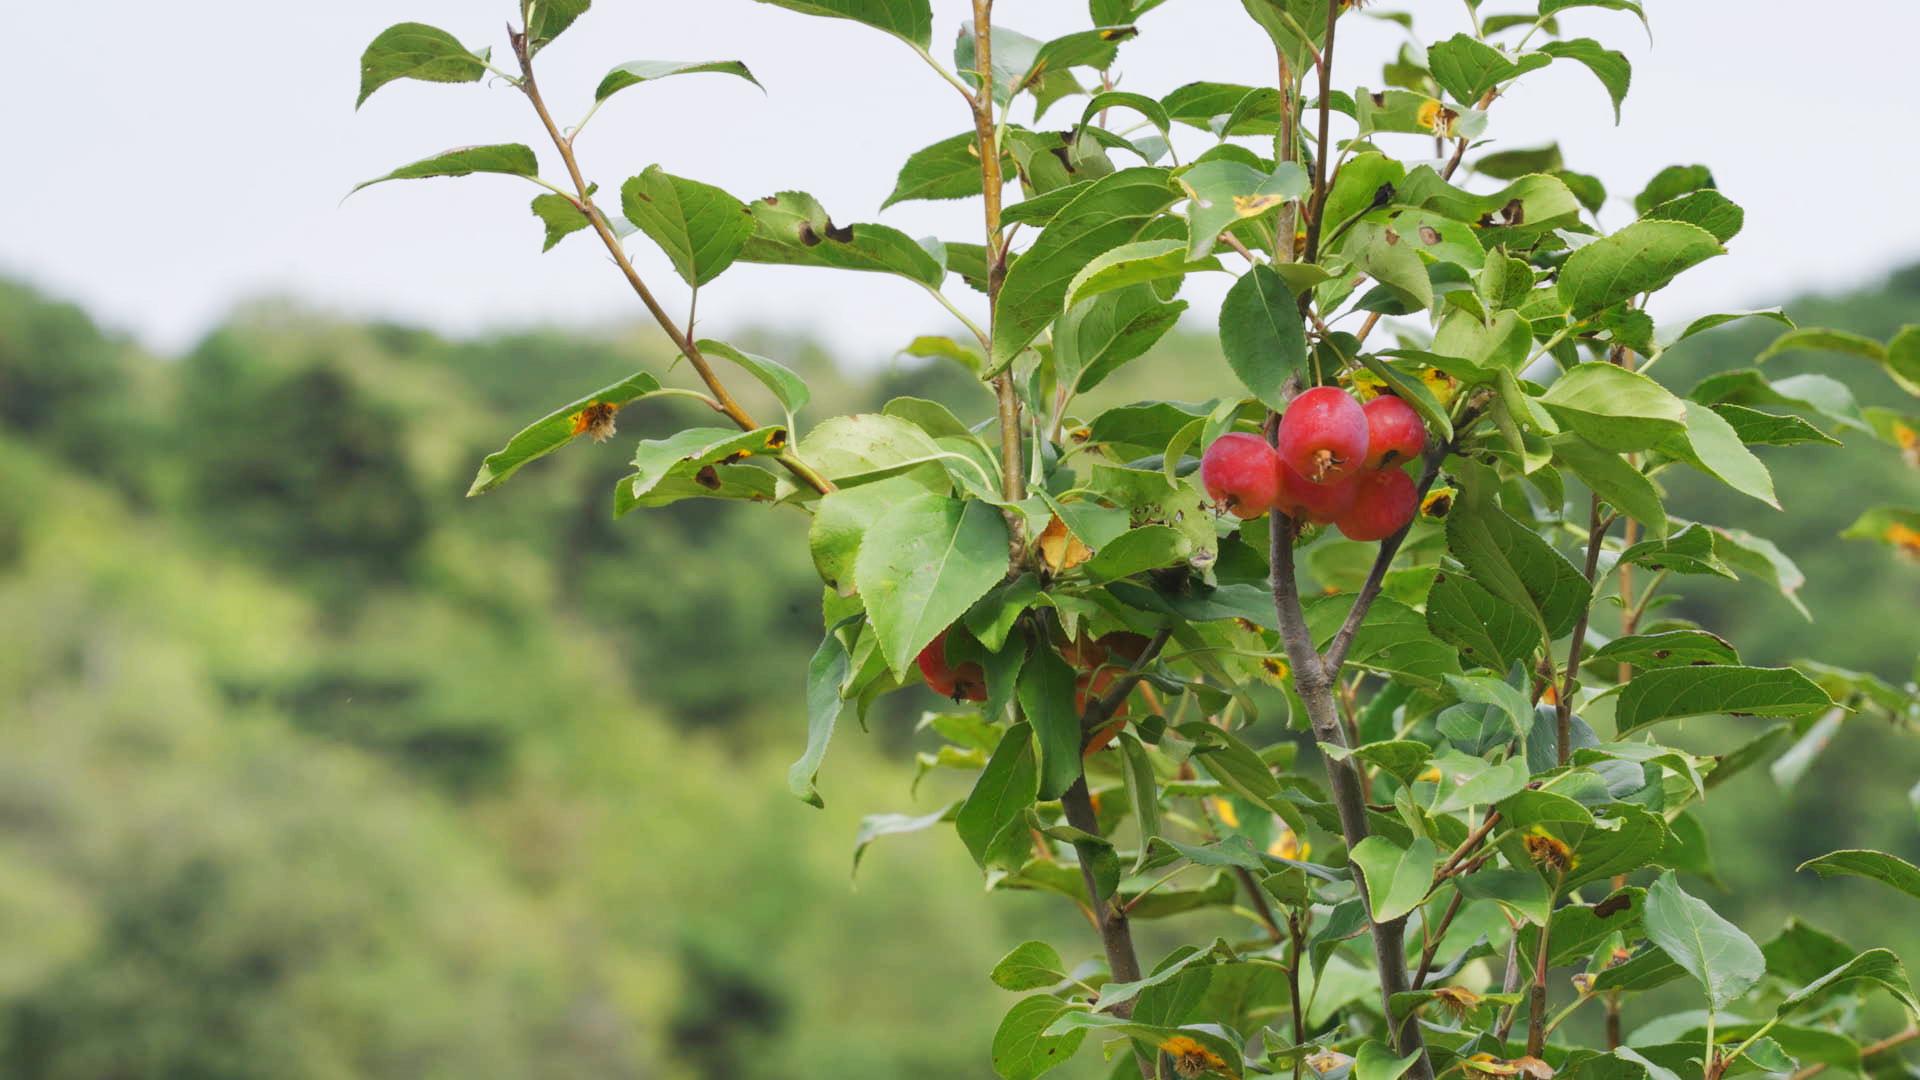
[507,28,832,496]
[1271,511,1434,1080]
[968,0,1029,551]
[1302,0,1342,263]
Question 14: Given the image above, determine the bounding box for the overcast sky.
[4,2,1916,362]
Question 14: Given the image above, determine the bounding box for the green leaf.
[698,339,809,418]
[1456,867,1553,926]
[789,618,855,807]
[1657,401,1777,508]
[1711,405,1840,448]
[1614,524,1735,579]
[1798,849,1920,905]
[1590,631,1739,671]
[1350,835,1440,922]
[751,0,933,49]
[1355,1041,1426,1080]
[594,59,762,103]
[1085,525,1192,582]
[1321,740,1433,786]
[1341,220,1432,313]
[1428,749,1530,814]
[991,994,1086,1080]
[1020,647,1084,801]
[525,0,590,52]
[1064,239,1219,308]
[1446,497,1592,639]
[356,22,486,108]
[1760,325,1920,397]
[740,190,944,287]
[1615,666,1832,735]
[1539,39,1631,121]
[991,941,1070,992]
[1558,221,1723,317]
[1120,733,1163,872]
[852,803,955,876]
[1540,362,1689,452]
[1778,948,1920,1019]
[1427,570,1540,672]
[1058,286,1188,393]
[854,494,1011,677]
[468,372,660,495]
[531,192,592,252]
[620,166,755,288]
[1427,34,1551,104]
[993,168,1177,366]
[1644,190,1744,244]
[1177,159,1310,260]
[615,461,776,514]
[349,144,539,196]
[1551,433,1667,534]
[883,132,1001,208]
[628,426,786,502]
[1643,870,1765,1010]
[959,723,1040,869]
[1218,264,1309,411]
[1444,674,1536,745]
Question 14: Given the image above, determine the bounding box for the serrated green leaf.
[350,144,539,195]
[854,494,1012,677]
[1020,647,1083,801]
[789,617,855,807]
[1657,400,1777,508]
[959,723,1039,869]
[468,371,660,495]
[991,940,1070,992]
[993,168,1177,365]
[1539,39,1631,121]
[1350,835,1440,922]
[1427,34,1551,104]
[1551,433,1668,533]
[1446,497,1591,640]
[594,59,761,102]
[698,339,809,418]
[1778,948,1920,1019]
[1218,264,1308,411]
[356,22,486,108]
[991,993,1087,1080]
[740,190,944,287]
[1644,870,1765,1010]
[751,0,933,49]
[620,166,755,287]
[1558,220,1723,317]
[1590,631,1739,671]
[1427,570,1540,671]
[1798,849,1920,905]
[1177,158,1309,260]
[1540,362,1689,451]
[1615,665,1832,735]
[883,132,1007,208]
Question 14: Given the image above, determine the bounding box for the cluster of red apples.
[1201,388,1426,542]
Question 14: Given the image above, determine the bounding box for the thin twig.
[507,28,831,495]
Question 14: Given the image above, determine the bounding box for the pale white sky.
[2,2,1914,360]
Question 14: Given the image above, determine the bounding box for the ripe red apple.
[916,630,987,702]
[1336,467,1418,542]
[1278,386,1369,484]
[1361,395,1428,469]
[1275,461,1359,524]
[1201,432,1281,519]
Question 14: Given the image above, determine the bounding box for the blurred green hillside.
[2,267,1917,1077]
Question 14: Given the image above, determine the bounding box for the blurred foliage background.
[2,267,1917,1078]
